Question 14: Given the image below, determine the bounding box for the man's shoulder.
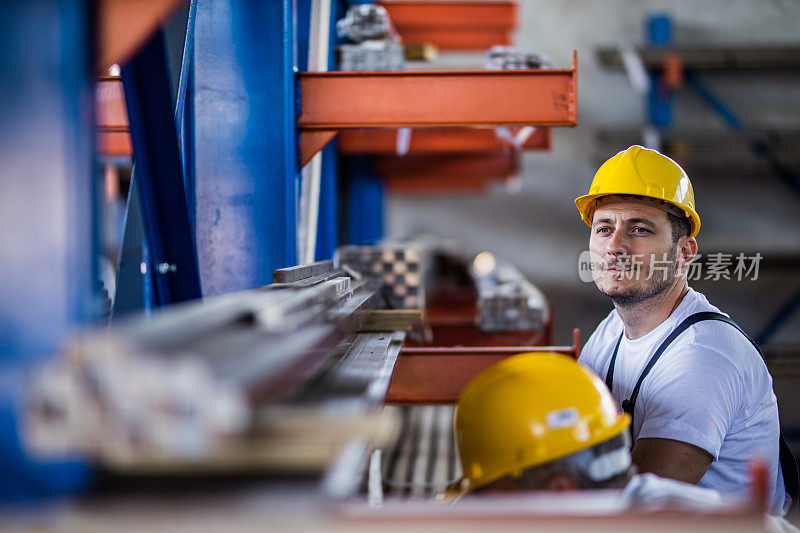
[676,289,763,368]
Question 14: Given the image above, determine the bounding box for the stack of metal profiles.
[338,40,405,71]
[485,45,553,70]
[24,261,403,475]
[472,261,549,332]
[336,244,427,310]
[336,4,405,71]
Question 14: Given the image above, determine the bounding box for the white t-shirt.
[579,287,787,515]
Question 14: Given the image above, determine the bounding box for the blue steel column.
[0,1,94,498]
[190,0,298,295]
[316,140,341,259]
[345,156,385,245]
[121,32,202,307]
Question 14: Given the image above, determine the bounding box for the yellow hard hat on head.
[574,145,701,237]
[453,353,630,494]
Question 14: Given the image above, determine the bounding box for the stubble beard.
[598,247,679,307]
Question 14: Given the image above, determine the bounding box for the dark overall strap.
[605,310,799,521]
[604,332,624,392]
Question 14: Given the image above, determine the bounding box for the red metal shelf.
[386,332,580,404]
[338,126,550,154]
[97,51,577,164]
[96,78,131,156]
[378,1,517,51]
[377,151,519,194]
[98,0,186,71]
[299,51,577,164]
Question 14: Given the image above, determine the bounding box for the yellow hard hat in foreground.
[574,145,701,237]
[452,353,630,495]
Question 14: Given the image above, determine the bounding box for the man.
[574,145,793,516]
[445,352,798,532]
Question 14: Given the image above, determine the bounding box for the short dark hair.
[667,212,692,243]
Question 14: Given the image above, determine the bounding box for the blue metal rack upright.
[121,31,202,308]
[0,0,388,501]
[189,0,298,296]
[0,0,96,500]
[345,156,386,246]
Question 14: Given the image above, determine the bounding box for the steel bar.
[289,332,406,407]
[400,346,575,355]
[598,46,800,71]
[273,260,335,283]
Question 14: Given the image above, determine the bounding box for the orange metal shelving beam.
[380,151,519,194]
[96,52,577,162]
[378,1,517,51]
[338,126,550,154]
[298,51,577,165]
[96,77,131,156]
[385,330,581,404]
[385,175,507,194]
[376,151,518,179]
[98,0,186,71]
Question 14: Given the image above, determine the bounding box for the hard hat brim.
[463,411,632,494]
[575,192,700,238]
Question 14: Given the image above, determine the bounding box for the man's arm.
[632,437,713,484]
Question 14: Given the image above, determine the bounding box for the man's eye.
[632,227,651,234]
[596,227,612,234]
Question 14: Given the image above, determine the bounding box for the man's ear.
[542,473,580,492]
[677,236,698,269]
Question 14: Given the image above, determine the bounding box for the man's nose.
[605,228,629,256]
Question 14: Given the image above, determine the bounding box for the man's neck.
[615,282,689,340]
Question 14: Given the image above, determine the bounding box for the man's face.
[588,196,680,305]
